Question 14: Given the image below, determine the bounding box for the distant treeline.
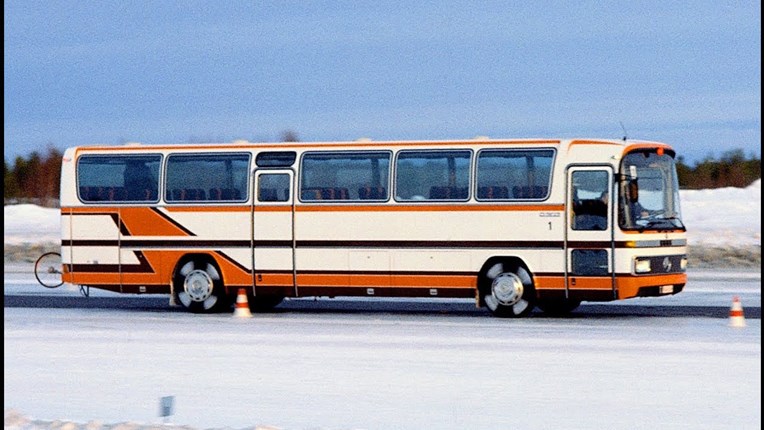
[3,146,761,206]
[4,146,63,206]
[676,149,761,189]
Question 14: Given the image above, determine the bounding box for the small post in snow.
[159,395,175,424]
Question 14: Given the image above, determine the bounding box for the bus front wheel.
[481,261,536,318]
[174,258,228,313]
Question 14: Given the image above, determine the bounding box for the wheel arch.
[172,252,222,281]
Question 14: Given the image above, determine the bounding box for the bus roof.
[65,137,672,154]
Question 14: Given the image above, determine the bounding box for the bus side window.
[124,162,156,201]
[301,188,322,200]
[209,188,241,200]
[359,186,386,200]
[258,173,290,202]
[571,170,609,231]
[165,153,249,204]
[476,149,554,201]
[395,150,470,202]
[477,186,509,199]
[78,154,161,203]
[300,151,390,203]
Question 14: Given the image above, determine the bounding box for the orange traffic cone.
[233,288,252,318]
[728,296,745,328]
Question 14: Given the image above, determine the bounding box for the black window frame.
[164,152,251,204]
[255,151,297,168]
[475,148,556,201]
[393,149,473,202]
[257,172,291,202]
[76,153,162,204]
[299,151,392,203]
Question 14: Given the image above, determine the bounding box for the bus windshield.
[618,150,684,231]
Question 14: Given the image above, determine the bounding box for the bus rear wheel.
[174,258,228,313]
[482,261,536,318]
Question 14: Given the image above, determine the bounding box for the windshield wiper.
[644,218,685,230]
[663,216,686,230]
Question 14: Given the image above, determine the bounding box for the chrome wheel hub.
[184,269,214,302]
[491,272,524,306]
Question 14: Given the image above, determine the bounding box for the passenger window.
[77,155,161,203]
[258,174,290,202]
[300,152,390,202]
[476,149,554,200]
[394,150,471,201]
[571,170,609,231]
[165,153,250,203]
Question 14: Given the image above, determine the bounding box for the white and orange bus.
[58,137,687,317]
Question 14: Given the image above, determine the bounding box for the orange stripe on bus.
[296,274,349,286]
[164,206,251,212]
[161,204,568,212]
[256,273,294,287]
[254,206,293,212]
[120,207,193,236]
[254,273,478,289]
[622,142,673,155]
[65,272,121,285]
[390,275,476,288]
[534,277,566,290]
[568,277,613,290]
[288,273,476,288]
[296,204,564,212]
[64,207,119,213]
[164,203,566,212]
[616,273,687,299]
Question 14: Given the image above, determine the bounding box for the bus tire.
[481,260,536,318]
[174,257,228,313]
[537,298,581,315]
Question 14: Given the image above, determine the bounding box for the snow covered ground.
[4,293,762,430]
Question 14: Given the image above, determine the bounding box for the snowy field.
[3,181,762,430]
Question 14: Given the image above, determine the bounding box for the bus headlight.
[680,256,688,271]
[635,258,652,274]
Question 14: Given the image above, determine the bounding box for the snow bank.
[4,204,60,245]
[680,179,761,246]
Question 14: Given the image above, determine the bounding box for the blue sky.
[4,1,761,164]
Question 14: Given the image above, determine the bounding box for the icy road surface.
[4,269,762,430]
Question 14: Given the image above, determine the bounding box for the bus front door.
[565,167,616,301]
[252,169,296,298]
